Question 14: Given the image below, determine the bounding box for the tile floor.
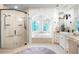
[0,44,67,54]
[29,44,67,54]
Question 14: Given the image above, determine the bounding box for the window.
[75,19,79,32]
[32,20,38,31]
[32,15,50,33]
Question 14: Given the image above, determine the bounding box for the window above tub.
[31,15,53,38]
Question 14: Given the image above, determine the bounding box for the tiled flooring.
[29,44,67,54]
[0,45,28,54]
[0,44,67,54]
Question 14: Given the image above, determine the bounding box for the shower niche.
[1,10,28,48]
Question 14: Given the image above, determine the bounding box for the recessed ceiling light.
[14,6,18,9]
[18,18,23,21]
[56,4,59,7]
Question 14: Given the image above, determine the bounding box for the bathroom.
[0,4,79,54]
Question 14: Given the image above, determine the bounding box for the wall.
[28,7,76,44]
[28,8,59,44]
[0,5,5,9]
[0,5,8,9]
[0,4,8,48]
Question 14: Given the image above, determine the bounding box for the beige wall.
[0,5,4,9]
[0,4,8,9]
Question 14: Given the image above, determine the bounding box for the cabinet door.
[68,39,78,54]
[59,35,66,49]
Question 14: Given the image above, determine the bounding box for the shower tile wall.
[1,10,27,48]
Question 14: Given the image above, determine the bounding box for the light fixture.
[18,18,23,21]
[14,5,18,9]
[56,4,59,7]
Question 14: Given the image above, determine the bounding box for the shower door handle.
[14,30,16,35]
[24,21,26,30]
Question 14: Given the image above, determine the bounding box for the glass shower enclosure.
[0,9,28,48]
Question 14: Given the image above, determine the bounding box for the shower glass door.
[1,10,27,48]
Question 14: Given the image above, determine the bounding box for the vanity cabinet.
[54,33,60,44]
[67,38,78,54]
[59,34,66,49]
[59,32,78,54]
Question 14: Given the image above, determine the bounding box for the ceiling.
[4,4,77,11]
[4,4,57,10]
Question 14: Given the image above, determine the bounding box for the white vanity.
[55,32,78,54]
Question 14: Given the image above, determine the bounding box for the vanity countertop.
[59,32,79,44]
[69,35,79,44]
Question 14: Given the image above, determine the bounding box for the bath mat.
[17,47,56,54]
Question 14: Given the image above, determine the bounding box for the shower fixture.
[3,14,11,29]
[14,5,18,9]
